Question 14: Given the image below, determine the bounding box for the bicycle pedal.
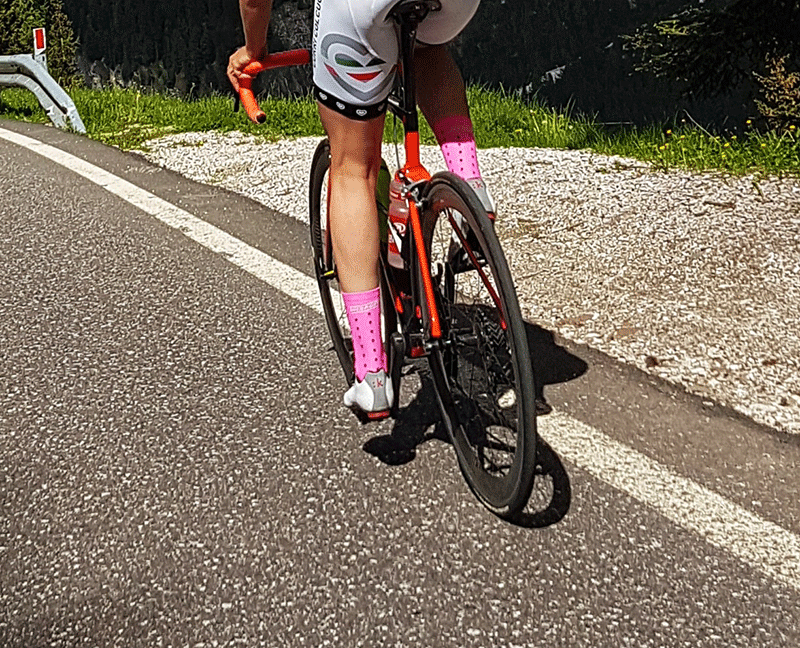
[409,338,426,358]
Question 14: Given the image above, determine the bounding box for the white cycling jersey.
[312,0,480,119]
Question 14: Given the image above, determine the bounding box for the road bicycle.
[237,0,539,519]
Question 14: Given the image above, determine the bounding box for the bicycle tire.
[308,138,396,389]
[419,172,538,518]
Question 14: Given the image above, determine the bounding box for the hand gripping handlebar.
[236,49,311,124]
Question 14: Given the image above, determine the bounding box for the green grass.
[462,86,800,176]
[1,84,798,176]
[0,86,325,149]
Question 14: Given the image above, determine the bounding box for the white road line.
[3,126,799,594]
[540,411,800,592]
[0,127,322,316]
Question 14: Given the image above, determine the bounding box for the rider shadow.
[363,321,587,528]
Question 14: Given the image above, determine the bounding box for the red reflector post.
[34,28,46,52]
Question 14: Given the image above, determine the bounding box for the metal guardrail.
[0,54,86,133]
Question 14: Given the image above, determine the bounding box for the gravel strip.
[140,131,800,436]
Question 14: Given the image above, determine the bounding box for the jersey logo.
[320,33,395,103]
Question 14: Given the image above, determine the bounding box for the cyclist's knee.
[319,104,384,182]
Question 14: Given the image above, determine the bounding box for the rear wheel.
[420,173,538,518]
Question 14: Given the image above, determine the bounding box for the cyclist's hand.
[227,45,265,93]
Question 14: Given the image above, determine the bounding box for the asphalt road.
[1,121,799,647]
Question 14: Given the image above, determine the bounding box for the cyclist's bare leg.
[414,44,493,213]
[414,44,469,125]
[317,102,393,413]
[317,103,385,294]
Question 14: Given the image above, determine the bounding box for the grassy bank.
[1,85,798,176]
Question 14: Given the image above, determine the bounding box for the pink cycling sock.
[432,115,482,181]
[342,287,387,382]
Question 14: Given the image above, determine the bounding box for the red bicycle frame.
[236,49,443,339]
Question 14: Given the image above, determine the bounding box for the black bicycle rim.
[420,172,538,517]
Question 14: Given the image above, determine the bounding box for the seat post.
[397,19,420,135]
[390,0,442,135]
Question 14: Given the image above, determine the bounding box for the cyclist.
[228,0,494,417]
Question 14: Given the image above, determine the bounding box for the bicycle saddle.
[389,0,442,25]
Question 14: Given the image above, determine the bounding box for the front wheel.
[420,173,538,519]
[309,139,353,384]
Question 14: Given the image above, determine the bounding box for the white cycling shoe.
[343,369,394,420]
[451,178,496,248]
[466,177,496,217]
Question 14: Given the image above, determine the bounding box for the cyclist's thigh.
[417,0,481,45]
[317,103,385,176]
[312,0,480,117]
[312,0,398,119]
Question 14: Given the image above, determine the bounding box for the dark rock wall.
[63,0,750,128]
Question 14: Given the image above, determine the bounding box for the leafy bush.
[623,0,800,132]
[0,0,80,86]
[755,55,800,132]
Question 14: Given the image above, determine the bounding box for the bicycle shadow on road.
[528,322,588,405]
[363,322,587,528]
